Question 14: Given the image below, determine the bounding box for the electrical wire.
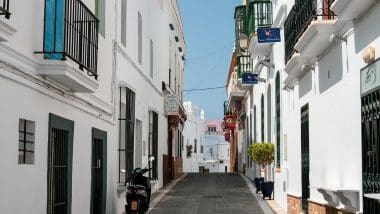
[183,86,226,92]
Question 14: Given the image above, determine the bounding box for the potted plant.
[248,142,275,199]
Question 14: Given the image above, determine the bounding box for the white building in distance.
[182,101,205,172]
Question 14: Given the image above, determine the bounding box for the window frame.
[18,119,35,165]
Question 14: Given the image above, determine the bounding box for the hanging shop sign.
[165,94,179,115]
[242,73,258,84]
[224,114,237,129]
[257,27,281,43]
[361,58,380,95]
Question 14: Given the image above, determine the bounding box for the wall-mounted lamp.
[169,23,174,31]
[259,59,275,69]
[329,34,347,43]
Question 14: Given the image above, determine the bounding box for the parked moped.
[125,156,155,214]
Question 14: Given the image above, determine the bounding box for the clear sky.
[179,0,241,120]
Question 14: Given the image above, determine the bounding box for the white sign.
[165,94,179,115]
[361,59,380,95]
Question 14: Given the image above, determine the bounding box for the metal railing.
[247,0,272,36]
[235,5,247,41]
[40,0,99,79]
[0,0,10,19]
[224,101,229,115]
[284,0,336,63]
[237,51,253,78]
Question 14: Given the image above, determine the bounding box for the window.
[138,12,142,65]
[201,145,204,153]
[95,0,105,37]
[148,111,158,179]
[119,87,135,185]
[18,119,35,164]
[150,39,154,78]
[194,139,197,153]
[275,72,281,167]
[121,0,127,46]
[261,94,264,141]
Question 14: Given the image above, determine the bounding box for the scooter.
[125,156,155,214]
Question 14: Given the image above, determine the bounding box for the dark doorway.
[91,128,107,214]
[301,105,310,212]
[362,90,380,213]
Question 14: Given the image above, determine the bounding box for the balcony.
[0,0,10,19]
[234,5,248,50]
[247,0,273,58]
[331,0,376,22]
[236,51,255,91]
[284,0,336,87]
[36,0,99,93]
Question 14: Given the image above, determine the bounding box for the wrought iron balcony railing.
[284,0,336,63]
[235,5,247,41]
[237,51,253,78]
[0,0,10,19]
[247,0,273,36]
[39,0,99,79]
[224,101,230,115]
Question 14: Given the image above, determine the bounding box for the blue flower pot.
[261,181,274,199]
[254,177,264,193]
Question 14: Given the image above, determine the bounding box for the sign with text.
[361,59,380,95]
[257,28,281,43]
[242,73,258,84]
[165,94,179,115]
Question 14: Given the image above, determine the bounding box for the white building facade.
[202,135,230,173]
[231,0,380,213]
[0,0,186,214]
[182,101,205,173]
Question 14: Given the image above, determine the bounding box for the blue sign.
[242,73,258,84]
[257,28,281,43]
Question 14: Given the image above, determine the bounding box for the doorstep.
[240,174,286,214]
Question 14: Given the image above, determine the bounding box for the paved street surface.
[149,173,265,214]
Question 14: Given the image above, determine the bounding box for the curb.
[240,173,274,214]
[148,173,188,213]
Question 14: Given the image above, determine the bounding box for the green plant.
[247,142,274,167]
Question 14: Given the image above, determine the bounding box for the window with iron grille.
[18,119,35,164]
[47,114,74,214]
[148,111,158,179]
[119,87,135,185]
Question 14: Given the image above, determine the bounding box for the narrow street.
[149,173,265,214]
